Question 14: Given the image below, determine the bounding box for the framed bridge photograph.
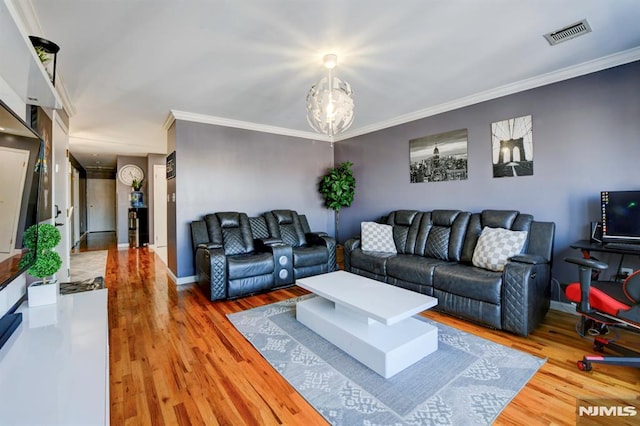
[491,115,533,178]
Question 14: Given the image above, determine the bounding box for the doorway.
[70,167,80,247]
[87,179,116,232]
[0,147,29,262]
[153,164,167,264]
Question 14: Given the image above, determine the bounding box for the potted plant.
[131,178,144,207]
[19,223,62,306]
[34,46,49,64]
[132,178,143,191]
[318,161,356,243]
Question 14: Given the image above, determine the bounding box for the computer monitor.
[601,190,640,243]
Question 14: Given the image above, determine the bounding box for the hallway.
[71,231,116,253]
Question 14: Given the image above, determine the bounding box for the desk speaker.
[591,221,603,243]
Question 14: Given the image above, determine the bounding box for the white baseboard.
[550,300,578,315]
[166,268,196,286]
[117,243,129,250]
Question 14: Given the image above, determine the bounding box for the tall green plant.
[19,223,62,285]
[318,161,356,243]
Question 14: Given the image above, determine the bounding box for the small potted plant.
[130,178,144,207]
[19,223,62,306]
[132,178,143,191]
[318,161,356,244]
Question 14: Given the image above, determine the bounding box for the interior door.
[71,167,80,246]
[87,179,116,232]
[0,147,29,261]
[53,114,70,282]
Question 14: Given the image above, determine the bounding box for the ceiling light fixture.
[306,54,354,137]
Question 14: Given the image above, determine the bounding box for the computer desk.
[571,240,640,281]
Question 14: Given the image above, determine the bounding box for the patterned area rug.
[70,250,108,281]
[227,296,545,425]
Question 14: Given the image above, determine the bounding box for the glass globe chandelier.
[306,54,354,137]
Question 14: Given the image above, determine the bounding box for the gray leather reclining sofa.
[191,210,337,301]
[343,209,555,336]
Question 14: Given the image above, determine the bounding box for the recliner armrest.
[198,242,223,250]
[343,236,361,251]
[509,254,548,265]
[306,231,328,238]
[254,238,284,252]
[258,237,283,246]
[342,236,362,272]
[306,232,335,247]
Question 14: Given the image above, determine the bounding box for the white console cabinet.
[0,289,109,425]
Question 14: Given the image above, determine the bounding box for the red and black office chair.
[564,257,640,371]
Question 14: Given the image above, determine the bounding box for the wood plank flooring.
[91,237,640,425]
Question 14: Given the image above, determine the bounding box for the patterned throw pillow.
[361,222,397,253]
[472,226,527,272]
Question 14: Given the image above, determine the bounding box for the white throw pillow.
[361,222,397,253]
[472,226,527,272]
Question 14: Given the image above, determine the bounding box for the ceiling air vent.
[544,19,592,46]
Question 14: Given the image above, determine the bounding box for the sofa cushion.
[293,245,329,267]
[386,254,444,286]
[386,210,423,254]
[272,209,294,224]
[424,226,450,260]
[227,252,274,279]
[433,264,503,305]
[217,212,242,228]
[350,248,394,276]
[472,226,527,272]
[481,210,519,229]
[361,221,397,253]
[266,210,307,247]
[393,210,419,226]
[221,227,248,256]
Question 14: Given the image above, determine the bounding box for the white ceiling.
[22,0,640,170]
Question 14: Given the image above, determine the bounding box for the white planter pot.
[28,280,59,307]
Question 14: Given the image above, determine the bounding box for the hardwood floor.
[71,231,117,253]
[101,243,640,425]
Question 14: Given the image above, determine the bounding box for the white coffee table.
[296,270,438,378]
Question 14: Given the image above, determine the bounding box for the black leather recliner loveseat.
[344,209,555,336]
[191,210,336,301]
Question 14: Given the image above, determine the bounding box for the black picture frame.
[166,151,176,180]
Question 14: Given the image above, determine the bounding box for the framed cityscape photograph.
[410,129,468,183]
[491,115,533,178]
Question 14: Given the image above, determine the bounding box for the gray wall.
[167,123,177,275]
[116,155,148,245]
[169,120,334,279]
[335,61,640,285]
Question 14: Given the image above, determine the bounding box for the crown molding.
[162,111,176,131]
[165,47,640,144]
[333,46,640,142]
[167,110,333,142]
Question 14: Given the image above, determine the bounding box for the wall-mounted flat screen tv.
[0,99,42,350]
[601,190,640,243]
